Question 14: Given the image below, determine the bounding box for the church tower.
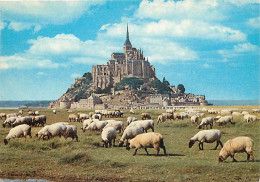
[123,24,132,59]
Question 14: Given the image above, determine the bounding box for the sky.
[0,0,259,101]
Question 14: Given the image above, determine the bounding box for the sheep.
[127,117,138,125]
[12,116,34,127]
[85,121,108,131]
[163,113,174,120]
[208,109,217,114]
[0,113,7,120]
[92,113,102,120]
[130,109,135,114]
[157,114,166,125]
[78,113,89,121]
[126,132,167,156]
[216,116,235,126]
[119,125,144,147]
[53,110,56,114]
[4,124,32,145]
[191,115,199,124]
[198,117,213,129]
[180,112,188,119]
[252,109,260,113]
[128,120,154,133]
[101,127,117,148]
[7,113,18,118]
[68,114,79,122]
[81,119,96,132]
[232,112,243,117]
[3,117,18,127]
[189,130,223,150]
[18,110,23,116]
[218,136,254,162]
[174,112,182,120]
[166,109,175,114]
[63,124,78,142]
[220,109,232,115]
[196,113,205,118]
[88,112,95,117]
[32,115,47,127]
[36,123,67,140]
[34,111,40,116]
[141,113,151,120]
[103,121,124,133]
[244,114,258,122]
[242,111,249,116]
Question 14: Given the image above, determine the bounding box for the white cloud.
[247,17,260,29]
[203,63,213,69]
[100,23,110,31]
[0,20,6,31]
[8,21,33,31]
[225,0,259,6]
[0,0,105,31]
[71,73,82,79]
[37,72,46,76]
[219,43,260,58]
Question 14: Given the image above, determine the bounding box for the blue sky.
[0,0,259,101]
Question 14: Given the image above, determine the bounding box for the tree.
[177,84,185,94]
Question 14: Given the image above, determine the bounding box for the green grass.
[0,107,259,181]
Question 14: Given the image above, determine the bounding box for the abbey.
[92,25,156,89]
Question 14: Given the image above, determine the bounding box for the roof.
[124,39,132,46]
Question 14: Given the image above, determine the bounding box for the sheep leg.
[75,135,79,142]
[214,141,220,150]
[144,148,150,156]
[151,127,154,132]
[219,141,223,148]
[109,140,112,147]
[133,149,138,156]
[231,155,237,162]
[113,139,116,147]
[247,151,255,162]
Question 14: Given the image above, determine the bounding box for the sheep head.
[189,140,195,148]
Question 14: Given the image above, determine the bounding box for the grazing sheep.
[141,113,151,120]
[216,116,235,126]
[63,125,78,142]
[174,112,182,120]
[128,120,154,133]
[3,117,18,127]
[244,114,258,122]
[0,113,7,120]
[180,112,188,119]
[36,123,67,140]
[218,136,254,162]
[88,112,95,117]
[12,116,34,127]
[32,115,47,127]
[18,110,23,116]
[127,117,138,125]
[189,130,223,150]
[196,113,205,118]
[126,132,167,156]
[157,114,166,125]
[7,113,18,118]
[166,109,175,114]
[104,121,124,133]
[68,114,79,122]
[101,127,117,148]
[34,111,40,116]
[53,110,56,114]
[81,119,96,132]
[163,113,174,120]
[86,121,108,131]
[92,114,102,120]
[232,112,243,117]
[4,124,32,145]
[191,115,199,124]
[208,109,217,114]
[119,125,144,147]
[198,117,214,129]
[220,109,232,115]
[242,111,249,116]
[252,109,260,113]
[130,109,135,114]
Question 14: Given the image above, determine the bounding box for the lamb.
[189,130,223,150]
[101,127,117,148]
[119,125,144,147]
[218,136,254,162]
[198,117,213,129]
[157,114,166,125]
[85,121,108,131]
[127,117,138,125]
[103,121,124,133]
[216,116,235,126]
[63,124,78,142]
[191,115,199,124]
[141,113,151,120]
[4,124,32,145]
[244,114,258,122]
[126,132,167,156]
[128,120,154,133]
[68,114,79,122]
[3,117,18,127]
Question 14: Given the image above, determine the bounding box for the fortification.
[92,25,156,89]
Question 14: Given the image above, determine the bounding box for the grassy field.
[0,106,259,181]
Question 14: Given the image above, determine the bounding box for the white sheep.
[7,113,18,118]
[119,125,144,147]
[244,114,258,122]
[103,121,124,133]
[53,110,56,114]
[242,111,249,116]
[12,116,34,127]
[36,123,67,140]
[3,117,18,127]
[63,124,78,142]
[180,112,188,119]
[216,116,235,126]
[86,121,108,131]
[157,114,166,125]
[78,113,89,121]
[0,113,7,120]
[126,132,167,156]
[252,109,260,113]
[191,115,199,124]
[82,119,95,132]
[198,117,213,129]
[208,109,217,114]
[92,113,102,120]
[196,113,205,118]
[189,129,223,150]
[128,120,154,132]
[218,136,254,162]
[127,117,138,125]
[101,127,117,148]
[220,109,232,115]
[130,109,135,114]
[232,112,243,117]
[4,124,32,145]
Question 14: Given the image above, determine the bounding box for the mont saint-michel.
[49,25,208,109]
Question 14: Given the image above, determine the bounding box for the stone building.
[92,25,156,89]
[150,94,170,106]
[70,95,105,109]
